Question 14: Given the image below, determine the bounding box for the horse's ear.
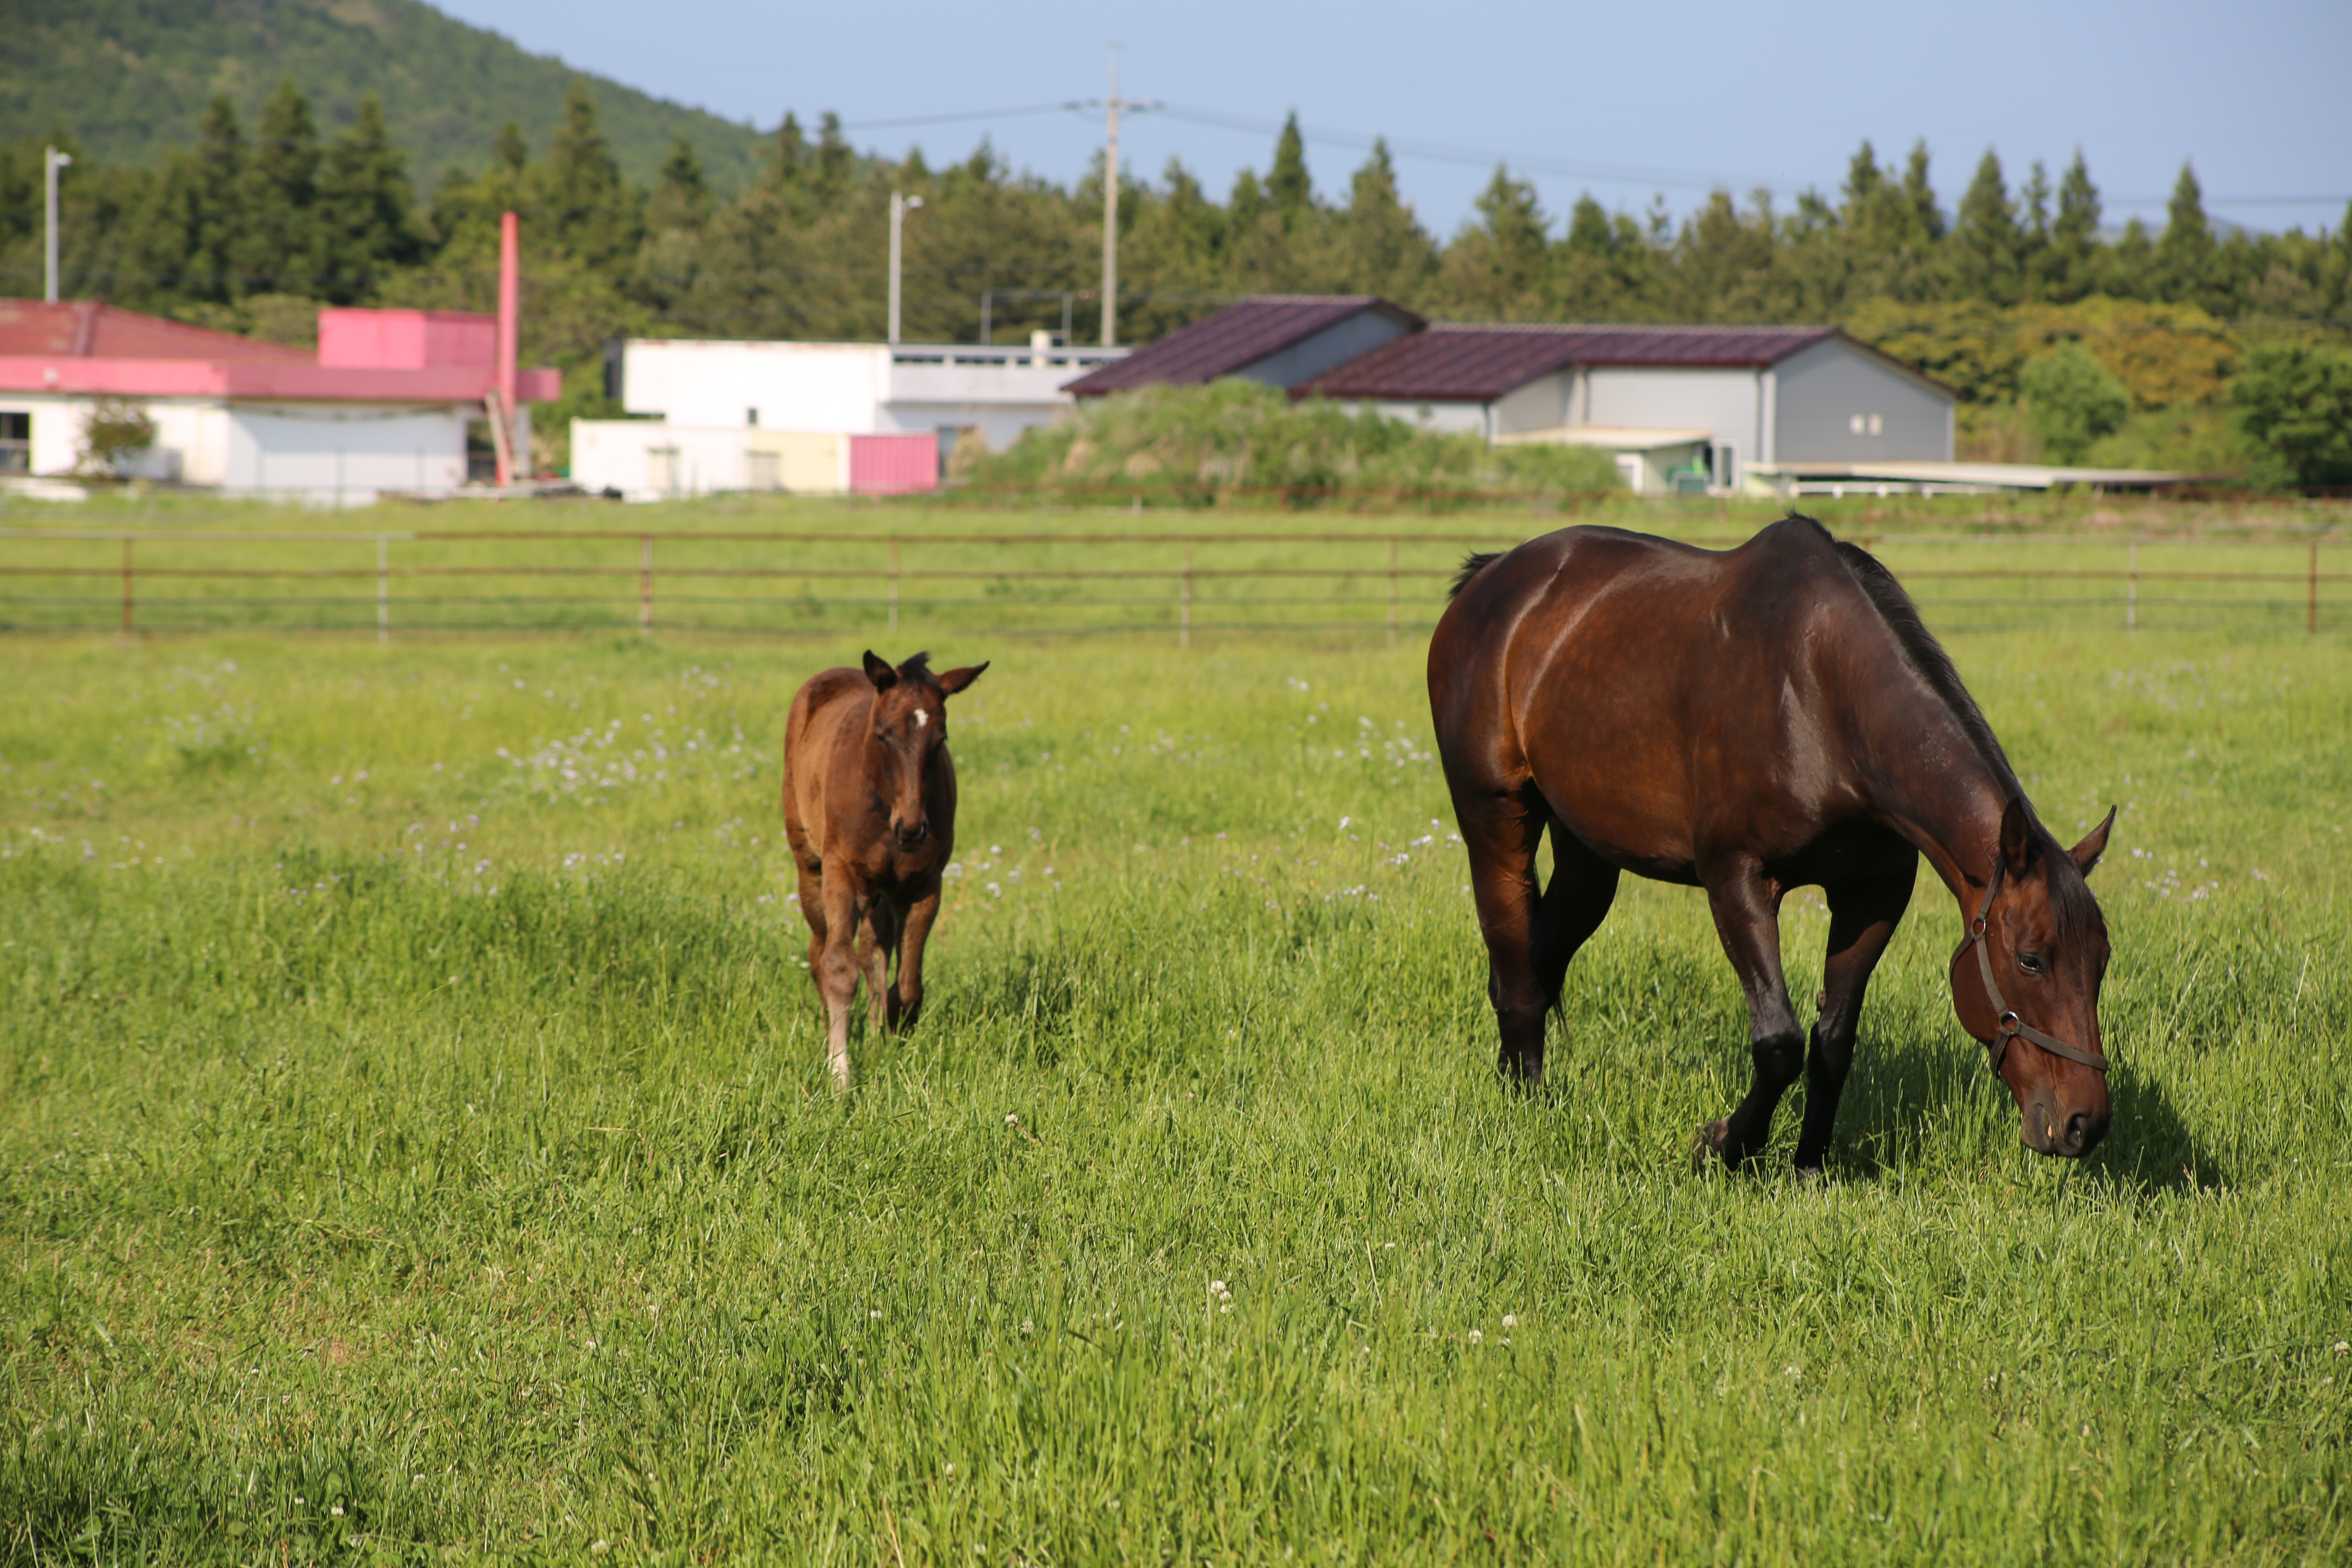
[935,661,988,697]
[862,650,898,691]
[1999,796,2038,878]
[2069,806,2116,877]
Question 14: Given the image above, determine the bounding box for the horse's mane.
[1449,552,1505,599]
[1823,522,2101,933]
[1824,530,2019,799]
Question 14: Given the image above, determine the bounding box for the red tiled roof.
[0,299,313,362]
[1062,296,1424,395]
[1296,323,1846,402]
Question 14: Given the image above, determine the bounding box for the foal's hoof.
[1688,1118,1732,1173]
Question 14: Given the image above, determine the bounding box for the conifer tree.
[1951,150,2021,303]
[237,80,323,298]
[190,94,247,302]
[315,96,422,303]
[2048,150,2102,301]
[1443,167,1550,319]
[649,136,712,232]
[1268,113,1314,224]
[2154,161,2215,306]
[1330,140,1435,297]
[535,82,644,274]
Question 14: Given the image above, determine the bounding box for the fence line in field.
[0,528,2343,643]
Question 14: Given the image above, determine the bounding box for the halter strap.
[1956,855,2109,1076]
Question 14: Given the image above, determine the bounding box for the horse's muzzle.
[2022,1092,2109,1159]
[892,817,930,852]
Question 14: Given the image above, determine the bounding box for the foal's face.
[860,651,987,853]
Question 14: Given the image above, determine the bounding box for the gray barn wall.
[1772,340,1953,461]
[1241,312,1418,390]
[1494,373,1573,434]
[1583,368,1764,468]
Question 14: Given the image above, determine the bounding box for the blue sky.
[437,0,2350,237]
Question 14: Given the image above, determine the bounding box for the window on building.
[0,411,29,472]
[1849,412,1884,437]
[647,445,681,495]
[1614,453,1643,494]
[1712,443,1738,488]
[1868,413,1883,436]
[747,407,760,427]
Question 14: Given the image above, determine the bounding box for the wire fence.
[0,526,2342,642]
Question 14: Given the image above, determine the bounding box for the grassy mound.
[959,381,1623,507]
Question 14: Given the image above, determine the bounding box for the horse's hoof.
[1689,1119,1730,1173]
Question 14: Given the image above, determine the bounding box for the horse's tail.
[1449,551,1506,600]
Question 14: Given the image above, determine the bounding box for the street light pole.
[888,192,923,347]
[44,147,73,304]
[1102,50,1120,347]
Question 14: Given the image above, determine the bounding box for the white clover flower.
[1467,1330,1483,1345]
[1020,1320,1034,1335]
[1219,1301,1234,1314]
[331,1505,345,1517]
[1501,1314,1518,1330]
[870,1309,883,1320]
[1209,1280,1225,1296]
[1006,1113,1020,1127]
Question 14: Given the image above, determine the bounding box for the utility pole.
[888,191,923,346]
[1092,50,1158,347]
[44,147,73,304]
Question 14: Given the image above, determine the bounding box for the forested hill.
[0,0,764,191]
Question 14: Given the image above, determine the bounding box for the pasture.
[2,495,2348,1564]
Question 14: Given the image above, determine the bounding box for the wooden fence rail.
[0,528,2342,642]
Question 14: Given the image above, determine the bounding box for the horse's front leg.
[1795,855,1916,1172]
[1693,857,1803,1170]
[889,885,941,1033]
[856,898,898,1037]
[816,867,864,1090]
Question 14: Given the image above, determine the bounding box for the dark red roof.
[1062,296,1424,396]
[0,299,312,362]
[1296,323,1845,402]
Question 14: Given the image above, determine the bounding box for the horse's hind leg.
[1794,851,1917,1172]
[1693,857,1804,1170]
[1532,824,1620,1024]
[1457,786,1554,1085]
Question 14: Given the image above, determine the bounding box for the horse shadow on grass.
[1823,1027,2229,1194]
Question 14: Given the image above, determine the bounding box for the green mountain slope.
[0,0,767,191]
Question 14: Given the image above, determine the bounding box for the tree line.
[4,81,2349,477]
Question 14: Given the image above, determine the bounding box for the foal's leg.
[1793,856,1917,1172]
[890,887,942,1033]
[1692,856,1804,1170]
[857,900,898,1036]
[1455,786,1552,1085]
[815,866,864,1090]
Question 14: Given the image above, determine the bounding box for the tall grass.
[956,381,1624,506]
[0,573,2347,1561]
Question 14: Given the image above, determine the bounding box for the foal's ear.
[1998,796,2039,878]
[935,660,989,697]
[862,650,898,691]
[2069,806,2117,877]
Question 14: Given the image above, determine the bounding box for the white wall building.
[0,300,558,503]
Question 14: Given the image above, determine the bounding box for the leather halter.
[1954,855,2109,1076]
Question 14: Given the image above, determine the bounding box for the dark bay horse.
[783,650,987,1088]
[1430,517,2115,1170]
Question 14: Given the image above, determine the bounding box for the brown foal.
[782,650,987,1088]
[1430,516,2116,1170]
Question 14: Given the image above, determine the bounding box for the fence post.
[1387,537,1399,648]
[889,538,901,633]
[377,535,390,644]
[1179,538,1192,651]
[120,536,133,636]
[639,535,653,636]
[2312,541,2321,635]
[2127,540,2137,631]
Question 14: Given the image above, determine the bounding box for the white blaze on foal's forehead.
[914,710,928,728]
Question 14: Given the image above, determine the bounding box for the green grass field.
[2,498,2349,1564]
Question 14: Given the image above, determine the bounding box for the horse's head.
[862,650,987,852]
[1951,797,2116,1158]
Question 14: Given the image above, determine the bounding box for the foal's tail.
[1449,551,1506,599]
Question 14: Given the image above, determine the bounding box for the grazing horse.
[1430,516,2115,1170]
[783,650,987,1088]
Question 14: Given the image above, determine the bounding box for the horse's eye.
[2017,953,2048,977]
